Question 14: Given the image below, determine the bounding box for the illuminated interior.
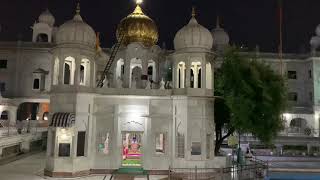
[122,132,143,167]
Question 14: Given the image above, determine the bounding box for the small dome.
[116,5,158,47]
[174,11,213,51]
[55,4,96,47]
[39,9,55,26]
[211,18,229,46]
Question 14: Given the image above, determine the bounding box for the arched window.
[63,57,75,85]
[116,59,124,79]
[148,60,156,81]
[80,59,90,86]
[290,118,307,129]
[0,111,9,120]
[191,62,201,88]
[33,79,40,89]
[64,63,71,84]
[177,62,185,88]
[190,69,194,88]
[36,33,49,42]
[198,68,202,88]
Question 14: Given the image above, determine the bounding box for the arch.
[33,78,40,89]
[130,58,142,88]
[0,111,9,120]
[148,60,156,81]
[131,66,142,88]
[206,63,212,89]
[80,58,90,86]
[17,102,40,121]
[116,59,125,80]
[191,62,201,88]
[63,56,75,85]
[290,118,308,129]
[36,33,49,42]
[177,62,186,88]
[53,58,59,85]
[198,68,202,88]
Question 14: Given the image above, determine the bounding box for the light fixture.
[136,0,143,5]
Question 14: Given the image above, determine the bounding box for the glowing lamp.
[136,0,143,5]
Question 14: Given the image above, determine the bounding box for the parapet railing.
[0,120,48,138]
[168,158,268,180]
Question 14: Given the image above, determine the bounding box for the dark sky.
[0,0,319,53]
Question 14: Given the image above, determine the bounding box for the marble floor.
[0,152,166,180]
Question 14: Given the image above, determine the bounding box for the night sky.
[0,0,319,53]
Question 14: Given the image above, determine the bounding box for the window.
[121,65,124,75]
[176,133,185,158]
[0,82,5,92]
[64,63,71,84]
[97,132,110,155]
[288,92,298,102]
[309,70,312,79]
[287,71,297,79]
[58,143,70,157]
[0,111,8,120]
[191,142,201,155]
[33,79,40,89]
[0,60,7,69]
[155,133,165,155]
[77,131,86,157]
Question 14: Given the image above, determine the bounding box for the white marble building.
[0,1,320,178]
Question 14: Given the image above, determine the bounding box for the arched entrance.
[289,118,308,134]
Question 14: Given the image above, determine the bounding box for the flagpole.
[279,0,283,76]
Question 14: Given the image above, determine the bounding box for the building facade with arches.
[1,1,320,178]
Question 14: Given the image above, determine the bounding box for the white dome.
[174,17,213,51]
[212,26,229,46]
[55,13,96,47]
[39,9,55,26]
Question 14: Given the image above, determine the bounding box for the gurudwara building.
[0,1,320,178]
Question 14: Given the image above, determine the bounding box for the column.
[72,134,77,158]
[124,58,131,88]
[185,62,191,88]
[173,62,177,88]
[201,62,206,89]
[74,56,81,86]
[211,63,215,90]
[142,59,148,88]
[58,55,64,85]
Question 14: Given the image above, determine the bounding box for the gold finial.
[76,1,80,14]
[136,0,143,5]
[192,6,196,17]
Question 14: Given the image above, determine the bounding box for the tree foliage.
[214,48,287,155]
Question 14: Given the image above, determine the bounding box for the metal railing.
[168,158,268,180]
[0,120,48,138]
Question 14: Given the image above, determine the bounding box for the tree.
[214,48,287,155]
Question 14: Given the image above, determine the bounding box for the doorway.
[122,132,143,167]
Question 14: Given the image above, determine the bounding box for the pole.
[278,0,283,76]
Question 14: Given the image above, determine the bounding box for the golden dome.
[116,5,158,47]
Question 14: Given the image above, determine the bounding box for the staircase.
[97,33,125,88]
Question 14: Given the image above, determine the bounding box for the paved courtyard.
[0,153,167,180]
